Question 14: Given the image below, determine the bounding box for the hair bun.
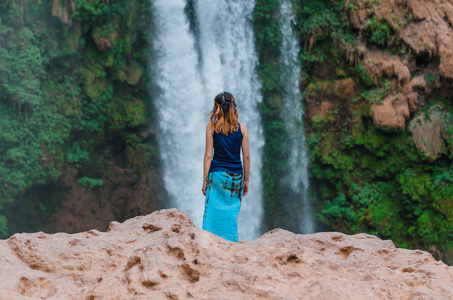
[221,101,229,110]
[223,92,232,103]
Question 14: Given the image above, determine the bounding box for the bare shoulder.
[206,123,214,133]
[240,123,248,134]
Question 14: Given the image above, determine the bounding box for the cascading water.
[150,0,263,240]
[195,1,264,240]
[279,0,315,234]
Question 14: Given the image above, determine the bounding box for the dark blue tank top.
[209,124,243,175]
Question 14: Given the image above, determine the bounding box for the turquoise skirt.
[202,171,243,242]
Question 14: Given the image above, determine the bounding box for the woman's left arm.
[202,124,214,195]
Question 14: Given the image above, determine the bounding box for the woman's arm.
[241,123,250,196]
[202,124,214,195]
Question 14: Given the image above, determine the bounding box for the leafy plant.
[78,177,104,188]
[0,0,157,237]
[363,16,392,46]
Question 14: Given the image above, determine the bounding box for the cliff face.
[295,0,453,264]
[349,0,453,132]
[0,0,165,236]
[1,209,452,299]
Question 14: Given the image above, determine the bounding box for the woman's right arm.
[241,124,250,196]
[202,124,214,196]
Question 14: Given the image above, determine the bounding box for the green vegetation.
[0,0,158,236]
[78,177,104,188]
[363,16,392,46]
[292,0,453,264]
[254,0,287,231]
[254,0,310,232]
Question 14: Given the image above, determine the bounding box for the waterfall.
[150,0,263,240]
[279,0,315,234]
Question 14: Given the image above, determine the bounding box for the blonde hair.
[209,92,239,135]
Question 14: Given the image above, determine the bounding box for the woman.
[201,91,250,242]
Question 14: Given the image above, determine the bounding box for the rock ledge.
[1,209,452,299]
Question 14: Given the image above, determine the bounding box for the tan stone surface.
[363,50,415,129]
[350,0,453,79]
[347,0,453,129]
[371,95,406,129]
[1,209,452,299]
[409,105,450,160]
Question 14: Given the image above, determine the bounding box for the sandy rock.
[410,75,427,90]
[1,208,452,299]
[371,95,409,129]
[364,51,412,129]
[363,50,409,84]
[397,65,410,85]
[347,0,453,131]
[409,105,450,160]
[351,0,453,79]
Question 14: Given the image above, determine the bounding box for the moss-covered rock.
[125,59,144,86]
[91,23,119,51]
[292,0,453,264]
[409,105,451,161]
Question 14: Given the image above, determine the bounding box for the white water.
[151,0,263,240]
[279,0,314,233]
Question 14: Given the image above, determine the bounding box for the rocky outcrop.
[1,209,452,299]
[347,0,453,129]
[409,105,451,160]
[350,0,453,79]
[363,50,416,129]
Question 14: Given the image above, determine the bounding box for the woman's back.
[210,125,243,174]
[202,92,250,242]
